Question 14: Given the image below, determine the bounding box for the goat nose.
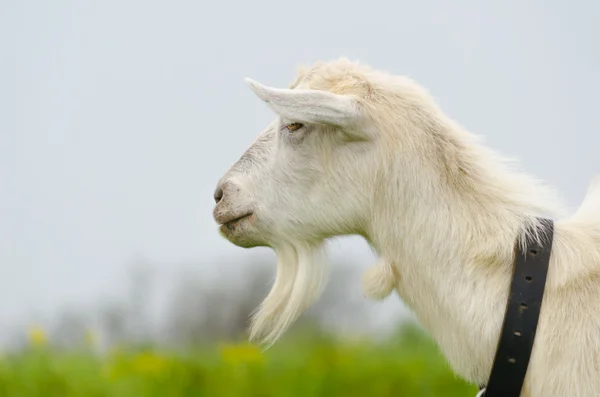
[214,186,224,204]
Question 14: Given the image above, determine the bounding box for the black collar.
[479,218,555,397]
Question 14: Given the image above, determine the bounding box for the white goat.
[212,58,600,397]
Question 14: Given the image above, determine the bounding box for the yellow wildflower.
[84,329,97,347]
[132,351,170,377]
[27,325,47,347]
[219,342,265,366]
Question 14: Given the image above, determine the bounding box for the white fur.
[362,257,397,300]
[248,241,329,347]
[213,58,600,397]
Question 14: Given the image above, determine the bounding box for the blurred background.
[2,0,599,396]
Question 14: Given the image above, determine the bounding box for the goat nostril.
[214,188,224,204]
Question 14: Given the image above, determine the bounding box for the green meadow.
[0,323,477,397]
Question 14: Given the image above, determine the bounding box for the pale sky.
[2,1,599,336]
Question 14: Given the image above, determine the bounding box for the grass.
[0,324,478,397]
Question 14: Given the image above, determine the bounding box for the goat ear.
[244,78,361,128]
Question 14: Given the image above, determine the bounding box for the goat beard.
[248,239,329,347]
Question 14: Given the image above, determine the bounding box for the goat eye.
[285,122,303,132]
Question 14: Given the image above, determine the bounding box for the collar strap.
[481,218,554,397]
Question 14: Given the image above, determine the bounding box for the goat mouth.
[218,212,254,229]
